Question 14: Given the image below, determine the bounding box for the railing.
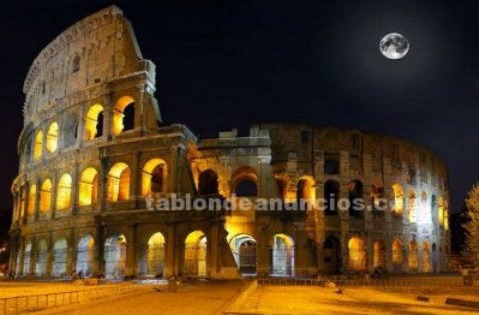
[0,284,155,315]
[258,278,467,288]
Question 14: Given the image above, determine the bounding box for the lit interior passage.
[52,238,68,277]
[348,237,366,272]
[23,243,32,275]
[84,104,104,141]
[392,239,404,266]
[79,168,99,206]
[46,122,59,153]
[184,231,207,277]
[107,163,131,202]
[140,232,166,277]
[296,177,316,209]
[271,234,295,276]
[438,197,445,227]
[112,96,135,135]
[33,131,43,160]
[230,234,257,275]
[77,235,95,276]
[408,190,416,222]
[373,240,385,268]
[56,173,72,210]
[392,184,404,215]
[35,239,48,276]
[104,234,127,279]
[39,179,52,213]
[142,159,167,197]
[422,241,432,273]
[27,184,36,217]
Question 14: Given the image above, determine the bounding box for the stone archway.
[270,234,295,277]
[77,235,95,276]
[184,231,207,277]
[230,234,257,275]
[324,235,341,274]
[104,234,127,279]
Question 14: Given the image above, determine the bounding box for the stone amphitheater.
[9,6,450,280]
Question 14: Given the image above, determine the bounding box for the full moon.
[379,33,409,60]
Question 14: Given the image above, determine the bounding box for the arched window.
[324,180,340,215]
[232,166,258,197]
[79,168,99,206]
[27,184,36,217]
[140,232,166,277]
[408,189,416,222]
[438,197,445,227]
[142,159,168,196]
[52,238,68,276]
[84,104,104,141]
[348,237,366,271]
[104,234,127,279]
[56,173,72,210]
[108,163,131,202]
[184,231,207,277]
[198,169,219,195]
[422,241,432,273]
[324,236,340,274]
[348,180,364,217]
[112,96,135,135]
[35,239,48,276]
[408,240,419,271]
[373,240,385,268]
[392,239,403,265]
[229,234,257,275]
[271,234,295,276]
[296,177,315,208]
[39,179,52,213]
[77,235,95,276]
[33,131,43,160]
[392,184,404,215]
[46,122,59,153]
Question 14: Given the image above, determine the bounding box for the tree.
[464,184,479,266]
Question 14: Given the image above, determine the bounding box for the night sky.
[0,0,478,212]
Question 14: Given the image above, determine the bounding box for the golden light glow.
[408,241,419,271]
[438,196,445,226]
[408,189,416,223]
[142,159,167,197]
[39,179,52,213]
[348,237,366,271]
[297,176,316,205]
[392,184,404,214]
[27,184,36,216]
[34,131,43,160]
[392,239,403,265]
[84,104,104,141]
[112,96,135,135]
[56,173,72,210]
[79,167,99,206]
[373,240,385,268]
[46,122,59,153]
[184,230,207,276]
[422,241,432,273]
[107,162,131,202]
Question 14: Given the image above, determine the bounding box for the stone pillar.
[366,237,373,274]
[67,230,76,275]
[130,152,140,208]
[126,224,138,276]
[164,225,175,278]
[71,167,79,215]
[34,179,41,221]
[30,236,37,276]
[46,234,54,277]
[256,228,270,276]
[94,221,104,275]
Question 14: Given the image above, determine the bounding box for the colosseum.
[9,6,450,280]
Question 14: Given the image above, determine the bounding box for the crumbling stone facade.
[9,6,450,279]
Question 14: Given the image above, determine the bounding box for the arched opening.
[112,96,135,135]
[348,180,364,217]
[46,122,59,153]
[418,191,431,224]
[184,231,207,277]
[62,113,79,147]
[141,159,167,197]
[408,189,416,223]
[27,184,36,217]
[324,235,341,274]
[392,184,404,215]
[392,239,404,266]
[198,169,219,195]
[53,238,68,277]
[107,163,131,202]
[324,180,340,215]
[104,234,127,279]
[35,239,48,276]
[84,104,104,141]
[34,131,43,160]
[79,168,99,206]
[296,177,315,209]
[230,234,257,275]
[232,166,258,197]
[271,234,295,276]
[23,242,32,275]
[348,237,366,272]
[56,173,72,210]
[422,241,432,273]
[371,184,385,214]
[39,179,52,214]
[438,197,445,227]
[373,240,385,268]
[77,235,95,277]
[140,232,166,277]
[408,240,419,272]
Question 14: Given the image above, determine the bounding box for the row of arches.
[20,159,168,218]
[30,96,136,162]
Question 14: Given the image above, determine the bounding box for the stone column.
[30,236,37,276]
[164,224,175,278]
[46,234,54,277]
[126,224,138,276]
[256,228,270,276]
[94,221,104,275]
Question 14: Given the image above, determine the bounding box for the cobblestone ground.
[238,286,479,315]
[37,281,243,315]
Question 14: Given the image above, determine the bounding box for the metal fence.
[0,284,154,315]
[258,278,468,288]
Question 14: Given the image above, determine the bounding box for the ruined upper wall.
[22,6,154,125]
